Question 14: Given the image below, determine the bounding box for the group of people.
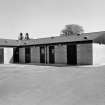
[18,33,30,40]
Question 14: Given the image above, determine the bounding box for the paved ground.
[0,64,105,105]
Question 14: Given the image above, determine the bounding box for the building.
[0,31,105,65]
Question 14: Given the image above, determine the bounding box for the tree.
[60,24,84,36]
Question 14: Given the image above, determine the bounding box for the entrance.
[25,47,31,63]
[0,48,4,63]
[40,46,45,63]
[67,44,77,65]
[13,48,19,63]
[49,46,55,64]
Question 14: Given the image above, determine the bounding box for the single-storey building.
[0,31,105,65]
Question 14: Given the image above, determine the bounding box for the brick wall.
[46,46,49,64]
[19,48,25,63]
[77,43,93,65]
[55,44,67,64]
[31,46,40,63]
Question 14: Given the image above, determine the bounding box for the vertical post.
[45,45,47,64]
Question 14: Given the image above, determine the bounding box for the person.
[25,33,30,40]
[18,32,24,40]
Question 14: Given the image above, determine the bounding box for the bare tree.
[60,24,84,36]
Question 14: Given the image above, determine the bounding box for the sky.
[0,0,105,39]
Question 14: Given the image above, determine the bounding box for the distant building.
[0,31,105,65]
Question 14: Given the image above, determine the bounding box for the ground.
[0,64,105,105]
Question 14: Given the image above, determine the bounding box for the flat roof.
[0,39,19,47]
[0,31,105,47]
[19,31,105,46]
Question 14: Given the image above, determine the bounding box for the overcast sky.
[0,0,105,39]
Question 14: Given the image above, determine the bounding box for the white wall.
[93,43,105,65]
[4,48,13,64]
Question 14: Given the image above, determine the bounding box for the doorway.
[40,46,45,63]
[67,44,77,65]
[13,48,19,63]
[0,48,4,63]
[49,46,55,64]
[25,47,31,63]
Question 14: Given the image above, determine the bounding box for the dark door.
[40,46,45,63]
[25,47,31,63]
[67,45,77,65]
[13,48,19,63]
[0,48,4,63]
[49,46,55,64]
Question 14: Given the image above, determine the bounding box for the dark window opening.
[67,45,77,65]
[13,48,19,63]
[25,47,31,63]
[40,46,45,63]
[49,46,55,64]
